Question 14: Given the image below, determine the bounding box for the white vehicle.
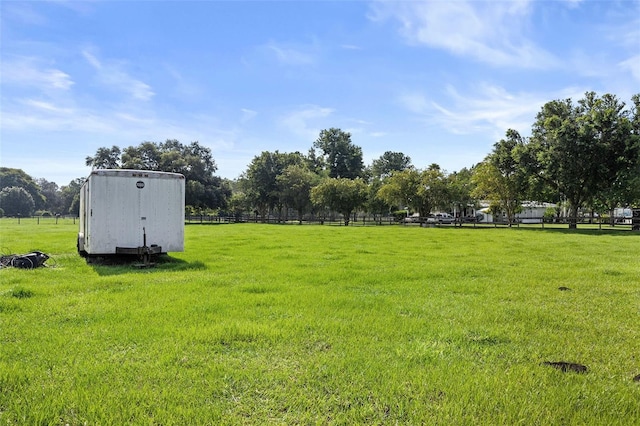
[77,169,185,257]
[426,213,455,224]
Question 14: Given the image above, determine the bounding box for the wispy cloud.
[279,105,334,141]
[264,41,318,66]
[2,100,113,133]
[82,49,154,101]
[609,13,640,83]
[1,56,74,90]
[240,108,258,123]
[369,0,558,69]
[1,2,48,25]
[619,55,640,82]
[398,83,586,138]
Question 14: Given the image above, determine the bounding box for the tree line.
[1,92,638,227]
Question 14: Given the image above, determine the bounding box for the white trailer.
[78,169,185,257]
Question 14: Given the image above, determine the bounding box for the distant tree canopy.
[86,140,230,211]
[240,151,305,221]
[313,128,365,179]
[0,186,35,217]
[311,178,367,226]
[370,151,412,179]
[520,92,640,227]
[0,168,46,210]
[472,130,529,226]
[7,91,639,227]
[376,165,449,218]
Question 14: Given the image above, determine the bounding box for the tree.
[525,92,639,228]
[587,93,640,222]
[365,178,394,223]
[85,145,121,169]
[376,169,421,215]
[0,168,46,210]
[311,178,367,226]
[36,178,63,214]
[447,167,476,219]
[242,151,305,221]
[472,130,528,226]
[313,128,364,179]
[120,142,160,170]
[420,164,450,215]
[60,178,85,216]
[377,166,449,219]
[370,151,412,179]
[276,164,320,224]
[0,186,35,216]
[86,140,229,211]
[227,192,251,221]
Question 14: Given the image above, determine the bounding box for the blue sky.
[2,0,639,186]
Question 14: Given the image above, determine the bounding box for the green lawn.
[1,219,639,425]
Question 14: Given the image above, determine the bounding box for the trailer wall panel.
[79,170,185,255]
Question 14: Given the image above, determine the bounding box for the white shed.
[78,169,185,256]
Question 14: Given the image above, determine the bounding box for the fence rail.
[2,215,637,231]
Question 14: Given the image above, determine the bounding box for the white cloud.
[369,0,558,69]
[2,2,47,26]
[279,105,334,141]
[1,56,74,90]
[397,93,429,114]
[22,98,74,115]
[265,41,317,66]
[369,131,387,138]
[82,49,154,101]
[399,83,586,138]
[619,55,640,82]
[240,108,258,122]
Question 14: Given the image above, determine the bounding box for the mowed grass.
[1,219,639,425]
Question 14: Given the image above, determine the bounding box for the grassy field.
[1,218,639,425]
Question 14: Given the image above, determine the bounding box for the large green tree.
[36,178,63,214]
[524,92,639,228]
[60,178,85,216]
[86,140,229,211]
[276,164,320,224]
[364,178,394,223]
[85,146,121,169]
[472,130,529,226]
[0,168,46,210]
[446,167,476,219]
[242,151,305,221]
[311,178,367,226]
[377,165,448,219]
[370,151,412,179]
[313,128,364,179]
[0,187,35,217]
[587,93,640,221]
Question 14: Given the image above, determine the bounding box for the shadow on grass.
[87,254,207,276]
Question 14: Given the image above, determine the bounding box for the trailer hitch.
[115,227,162,267]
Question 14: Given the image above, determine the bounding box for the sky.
[1,0,639,186]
